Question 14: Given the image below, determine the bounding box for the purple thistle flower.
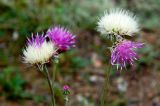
[111,40,143,70]
[47,26,76,53]
[27,33,45,47]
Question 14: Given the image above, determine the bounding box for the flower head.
[63,85,70,91]
[97,9,139,36]
[23,34,55,64]
[63,85,70,95]
[111,40,143,70]
[47,26,76,53]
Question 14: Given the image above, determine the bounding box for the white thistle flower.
[23,35,55,64]
[97,9,139,36]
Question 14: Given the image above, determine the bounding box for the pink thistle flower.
[63,85,70,91]
[111,40,143,70]
[47,26,76,53]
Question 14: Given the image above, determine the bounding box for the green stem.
[100,65,111,106]
[53,62,57,87]
[64,96,69,106]
[44,64,56,106]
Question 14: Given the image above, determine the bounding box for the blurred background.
[0,0,160,106]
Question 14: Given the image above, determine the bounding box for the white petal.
[23,41,55,64]
[97,9,139,36]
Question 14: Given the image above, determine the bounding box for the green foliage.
[54,83,63,99]
[110,98,126,106]
[0,30,5,37]
[60,50,91,70]
[0,48,9,66]
[138,44,159,64]
[115,0,160,28]
[0,66,28,100]
[135,44,160,71]
[0,0,113,37]
[1,0,160,38]
[71,56,91,69]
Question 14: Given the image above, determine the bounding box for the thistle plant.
[97,9,144,105]
[22,26,75,106]
[63,85,70,106]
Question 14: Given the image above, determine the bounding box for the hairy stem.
[52,62,58,88]
[100,65,111,106]
[64,96,69,106]
[44,64,56,106]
